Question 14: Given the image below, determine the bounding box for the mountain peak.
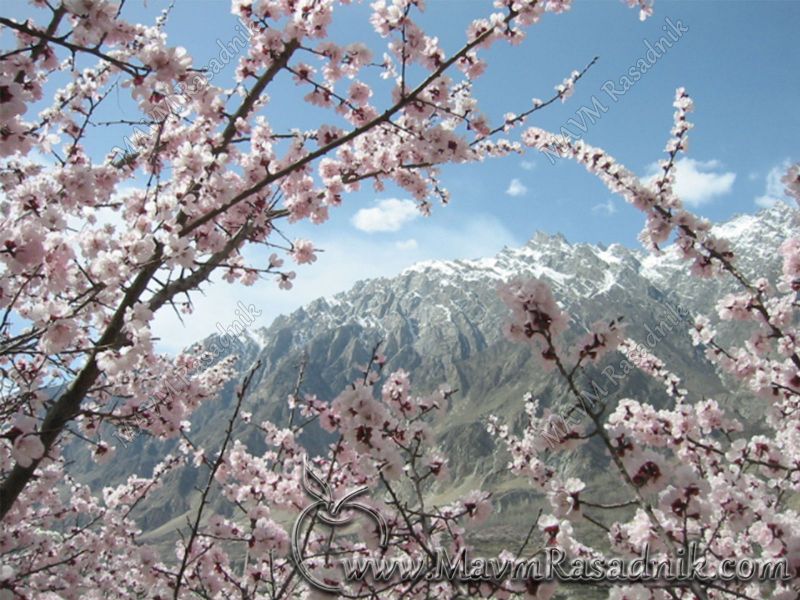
[711,201,797,244]
[527,230,568,246]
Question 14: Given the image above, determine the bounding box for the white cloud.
[395,238,418,251]
[521,160,536,171]
[647,158,735,206]
[592,199,616,215]
[151,215,518,354]
[351,198,419,232]
[755,161,791,208]
[505,178,528,197]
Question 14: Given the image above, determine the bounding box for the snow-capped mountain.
[265,202,794,353]
[70,203,798,535]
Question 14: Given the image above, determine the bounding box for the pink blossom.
[290,239,317,264]
[782,163,800,205]
[12,432,45,469]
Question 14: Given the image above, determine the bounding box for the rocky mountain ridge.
[69,203,798,538]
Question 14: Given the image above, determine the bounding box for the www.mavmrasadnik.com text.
[337,545,789,586]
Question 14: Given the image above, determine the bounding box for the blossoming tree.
[488,94,800,600]
[2,0,799,599]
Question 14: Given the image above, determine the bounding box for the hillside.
[67,203,798,548]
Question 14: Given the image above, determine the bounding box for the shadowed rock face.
[66,204,798,535]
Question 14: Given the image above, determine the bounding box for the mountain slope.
[69,203,798,537]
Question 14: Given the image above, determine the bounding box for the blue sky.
[4,0,798,352]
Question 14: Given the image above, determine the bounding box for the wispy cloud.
[505,178,528,197]
[647,158,735,206]
[592,199,617,215]
[395,238,418,251]
[521,160,536,171]
[351,198,420,232]
[755,160,791,208]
